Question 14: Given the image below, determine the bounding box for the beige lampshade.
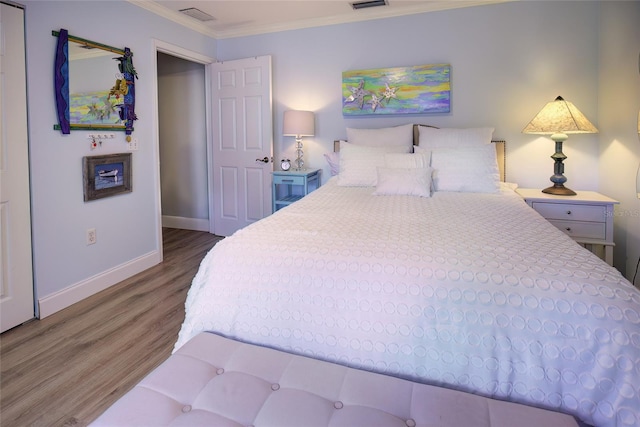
[522,96,598,135]
[283,110,315,137]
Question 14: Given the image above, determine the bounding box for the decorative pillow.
[430,144,500,193]
[324,152,340,176]
[384,152,431,169]
[346,124,413,152]
[373,167,433,197]
[418,126,494,149]
[337,142,407,187]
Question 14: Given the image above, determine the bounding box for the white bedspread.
[175,178,640,427]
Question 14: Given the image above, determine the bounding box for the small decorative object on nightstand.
[517,188,619,266]
[272,169,321,212]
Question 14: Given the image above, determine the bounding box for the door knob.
[256,157,269,163]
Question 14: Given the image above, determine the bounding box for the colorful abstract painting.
[342,64,450,116]
[70,90,122,125]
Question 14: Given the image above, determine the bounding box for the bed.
[174,125,639,427]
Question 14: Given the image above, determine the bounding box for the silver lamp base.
[294,137,305,171]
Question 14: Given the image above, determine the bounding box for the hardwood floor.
[0,228,223,427]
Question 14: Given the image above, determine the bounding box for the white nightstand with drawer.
[516,188,619,266]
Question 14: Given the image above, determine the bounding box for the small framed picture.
[83,153,132,201]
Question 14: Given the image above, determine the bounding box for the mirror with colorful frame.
[53,29,137,137]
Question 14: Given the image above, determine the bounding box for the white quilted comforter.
[175,178,640,427]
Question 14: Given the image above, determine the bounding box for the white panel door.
[0,3,34,332]
[211,56,273,236]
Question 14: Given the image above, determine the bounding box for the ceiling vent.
[350,0,388,10]
[179,7,216,22]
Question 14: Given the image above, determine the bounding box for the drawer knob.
[566,210,572,215]
[566,227,572,232]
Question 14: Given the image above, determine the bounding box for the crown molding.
[129,0,512,40]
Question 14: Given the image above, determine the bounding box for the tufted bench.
[91,332,578,427]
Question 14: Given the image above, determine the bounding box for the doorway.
[152,40,214,260]
[157,52,208,231]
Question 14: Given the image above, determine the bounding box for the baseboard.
[38,250,161,319]
[162,215,209,232]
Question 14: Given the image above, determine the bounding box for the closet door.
[0,2,34,332]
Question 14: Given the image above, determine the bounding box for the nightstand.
[516,188,619,266]
[272,169,321,212]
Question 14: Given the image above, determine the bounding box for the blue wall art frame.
[53,29,137,136]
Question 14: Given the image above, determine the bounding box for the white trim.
[154,40,215,65]
[38,250,161,318]
[162,215,209,232]
[151,39,215,258]
[150,39,164,266]
[129,0,512,39]
[205,65,215,235]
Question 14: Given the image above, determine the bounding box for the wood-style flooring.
[0,228,223,427]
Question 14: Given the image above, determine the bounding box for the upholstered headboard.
[334,124,506,182]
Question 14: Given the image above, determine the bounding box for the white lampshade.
[522,96,598,135]
[283,110,315,137]
[522,96,598,196]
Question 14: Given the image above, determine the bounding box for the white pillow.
[373,167,433,197]
[430,144,500,193]
[337,142,407,187]
[384,152,431,169]
[346,124,413,151]
[323,152,340,176]
[418,126,494,149]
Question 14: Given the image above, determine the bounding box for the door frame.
[151,40,214,259]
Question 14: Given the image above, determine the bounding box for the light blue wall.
[23,1,216,304]
[217,1,601,192]
[597,1,640,280]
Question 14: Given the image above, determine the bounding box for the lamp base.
[542,135,576,196]
[542,184,576,196]
[294,138,304,171]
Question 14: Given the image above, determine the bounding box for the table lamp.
[522,96,598,196]
[283,110,315,171]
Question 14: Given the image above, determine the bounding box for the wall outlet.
[128,138,139,151]
[87,228,97,245]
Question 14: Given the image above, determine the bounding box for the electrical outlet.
[87,228,97,245]
[128,138,139,151]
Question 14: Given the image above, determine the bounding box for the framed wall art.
[342,63,450,116]
[83,153,132,201]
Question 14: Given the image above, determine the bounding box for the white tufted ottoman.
[91,332,579,427]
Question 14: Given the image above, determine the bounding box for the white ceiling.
[130,0,510,39]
